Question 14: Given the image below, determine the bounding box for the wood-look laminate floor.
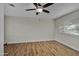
[4,41,79,56]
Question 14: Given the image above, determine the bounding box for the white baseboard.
[5,39,54,44]
[5,39,79,52]
[55,40,79,52]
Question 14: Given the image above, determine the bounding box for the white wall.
[0,4,4,56]
[5,16,55,43]
[4,9,79,52]
[55,10,79,51]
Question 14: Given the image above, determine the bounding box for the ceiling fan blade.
[38,3,41,6]
[43,9,50,13]
[43,3,54,8]
[36,12,39,15]
[9,4,15,7]
[33,3,38,8]
[26,9,36,11]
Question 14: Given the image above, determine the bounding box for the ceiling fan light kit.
[36,8,43,13]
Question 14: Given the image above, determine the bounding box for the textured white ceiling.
[4,3,79,19]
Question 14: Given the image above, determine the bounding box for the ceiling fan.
[26,3,54,15]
